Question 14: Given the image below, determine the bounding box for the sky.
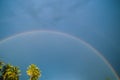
[0,32,118,80]
[0,0,120,77]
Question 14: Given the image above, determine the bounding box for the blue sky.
[0,0,120,76]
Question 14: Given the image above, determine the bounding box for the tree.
[27,64,41,80]
[2,64,21,80]
[106,77,111,80]
[0,61,4,71]
[0,61,4,80]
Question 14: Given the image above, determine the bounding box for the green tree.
[27,64,41,80]
[0,61,4,80]
[2,64,21,80]
[0,61,4,70]
[106,77,111,80]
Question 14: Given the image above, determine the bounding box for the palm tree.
[0,61,4,70]
[0,61,5,80]
[106,77,111,80]
[2,64,21,80]
[27,64,41,80]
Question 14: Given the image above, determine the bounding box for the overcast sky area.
[0,0,120,77]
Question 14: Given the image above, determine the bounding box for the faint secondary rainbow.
[0,30,119,79]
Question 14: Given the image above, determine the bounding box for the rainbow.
[0,30,119,79]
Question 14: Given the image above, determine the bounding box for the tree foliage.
[1,64,20,80]
[0,60,41,80]
[27,64,41,80]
